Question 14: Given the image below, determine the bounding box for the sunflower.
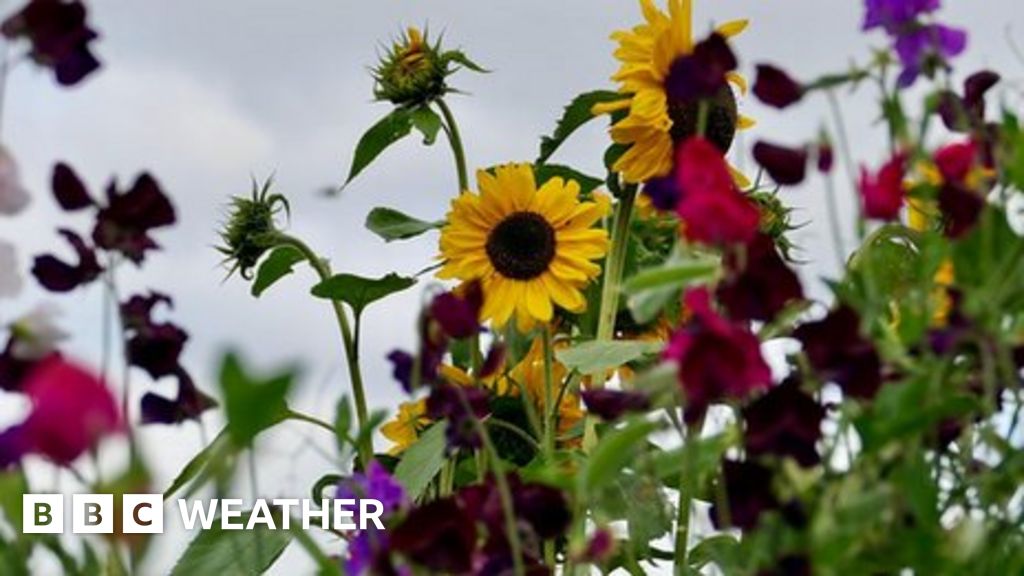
[437,164,610,331]
[594,0,754,185]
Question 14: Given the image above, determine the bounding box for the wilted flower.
[32,228,102,292]
[218,179,288,279]
[742,377,825,466]
[1,0,100,86]
[0,357,120,468]
[0,241,22,298]
[859,152,907,220]
[753,141,809,185]
[674,137,761,245]
[752,64,804,109]
[0,146,30,215]
[664,287,771,421]
[717,233,803,322]
[794,305,883,399]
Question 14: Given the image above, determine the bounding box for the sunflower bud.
[749,190,797,260]
[372,27,484,106]
[218,179,289,279]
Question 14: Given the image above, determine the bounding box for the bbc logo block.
[23,494,163,534]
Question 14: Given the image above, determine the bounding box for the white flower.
[0,240,22,298]
[9,303,68,360]
[0,145,29,216]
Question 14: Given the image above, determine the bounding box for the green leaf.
[623,256,720,293]
[538,90,623,164]
[689,535,742,572]
[393,423,447,500]
[556,340,663,376]
[334,395,353,452]
[365,207,443,242]
[411,106,442,145]
[170,510,291,576]
[311,273,417,316]
[251,245,305,298]
[445,50,490,73]
[220,353,295,447]
[581,419,661,493]
[164,428,231,500]
[533,164,604,195]
[343,108,414,188]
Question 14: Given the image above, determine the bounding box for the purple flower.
[862,0,940,33]
[386,349,416,393]
[642,175,680,211]
[711,460,778,530]
[794,305,883,399]
[429,281,482,339]
[742,378,825,467]
[893,24,967,87]
[31,228,102,292]
[665,33,737,104]
[92,173,176,264]
[581,389,651,421]
[753,141,809,186]
[752,64,804,109]
[121,292,187,379]
[139,368,216,425]
[1,0,101,86]
[337,461,408,518]
[426,384,490,452]
[717,233,803,323]
[52,162,93,210]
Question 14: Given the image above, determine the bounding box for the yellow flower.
[380,399,428,455]
[594,0,754,185]
[500,336,584,443]
[437,164,611,331]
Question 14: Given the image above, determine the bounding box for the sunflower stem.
[276,233,373,469]
[594,184,638,352]
[542,328,556,461]
[437,98,469,194]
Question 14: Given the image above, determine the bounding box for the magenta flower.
[674,138,761,245]
[859,153,907,220]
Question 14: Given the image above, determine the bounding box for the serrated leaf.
[538,90,623,164]
[556,340,663,376]
[170,510,291,576]
[251,245,304,298]
[220,353,295,447]
[343,108,414,188]
[311,273,416,316]
[411,106,442,145]
[365,207,443,242]
[393,423,447,500]
[533,164,604,195]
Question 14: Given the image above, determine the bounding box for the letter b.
[23,495,63,534]
[73,494,112,534]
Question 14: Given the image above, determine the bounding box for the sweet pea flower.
[859,153,907,220]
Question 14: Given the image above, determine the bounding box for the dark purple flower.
[479,343,506,379]
[581,389,651,420]
[743,378,825,467]
[579,528,615,564]
[511,479,572,540]
[817,141,834,173]
[717,233,803,323]
[938,70,1000,132]
[752,64,803,109]
[794,305,883,399]
[92,173,176,264]
[1,0,100,86]
[32,228,102,292]
[430,282,482,339]
[52,162,93,210]
[711,460,778,530]
[139,368,216,425]
[893,23,967,87]
[643,175,681,211]
[664,288,772,422]
[938,183,983,238]
[665,33,737,104]
[386,349,415,393]
[753,141,809,186]
[862,0,939,33]
[390,497,476,573]
[427,384,490,451]
[120,292,187,379]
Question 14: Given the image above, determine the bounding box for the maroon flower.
[0,357,120,468]
[52,162,93,210]
[121,292,187,379]
[753,141,809,186]
[665,33,737,103]
[391,497,476,573]
[859,153,907,220]
[817,140,834,173]
[427,384,490,451]
[934,140,977,183]
[139,368,217,425]
[674,138,761,245]
[938,183,983,239]
[664,288,771,421]
[92,173,176,264]
[710,460,778,530]
[31,228,102,292]
[581,389,651,421]
[743,378,825,467]
[794,305,883,399]
[1,0,100,86]
[938,70,999,132]
[752,64,803,109]
[429,281,482,339]
[717,233,803,323]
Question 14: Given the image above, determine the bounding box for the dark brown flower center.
[486,211,556,280]
[667,85,738,153]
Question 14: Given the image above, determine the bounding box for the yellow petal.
[592,98,632,116]
[737,115,757,130]
[525,280,554,323]
[716,19,749,38]
[727,72,748,96]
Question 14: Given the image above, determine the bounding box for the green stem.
[277,234,373,469]
[674,420,701,575]
[594,185,638,346]
[437,98,469,194]
[542,329,556,460]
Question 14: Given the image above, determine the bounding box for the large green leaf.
[365,207,443,242]
[251,245,304,298]
[538,90,623,164]
[311,273,416,316]
[581,419,661,493]
[556,340,663,376]
[343,108,414,188]
[393,423,447,500]
[170,510,291,576]
[220,353,295,447]
[623,253,719,324]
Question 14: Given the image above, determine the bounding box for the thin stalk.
[276,234,372,468]
[436,98,469,194]
[542,329,556,460]
[823,171,849,272]
[594,184,638,346]
[674,419,701,574]
[826,90,866,239]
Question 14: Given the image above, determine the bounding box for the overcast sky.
[3,0,1024,572]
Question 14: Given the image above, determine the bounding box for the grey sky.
[3,0,1023,572]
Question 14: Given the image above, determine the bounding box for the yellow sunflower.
[594,0,754,185]
[437,164,611,331]
[381,399,429,455]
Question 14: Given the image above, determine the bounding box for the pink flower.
[674,138,761,245]
[859,153,907,220]
[0,357,120,467]
[934,140,976,184]
[664,288,771,422]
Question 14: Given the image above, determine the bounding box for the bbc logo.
[23,494,163,534]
